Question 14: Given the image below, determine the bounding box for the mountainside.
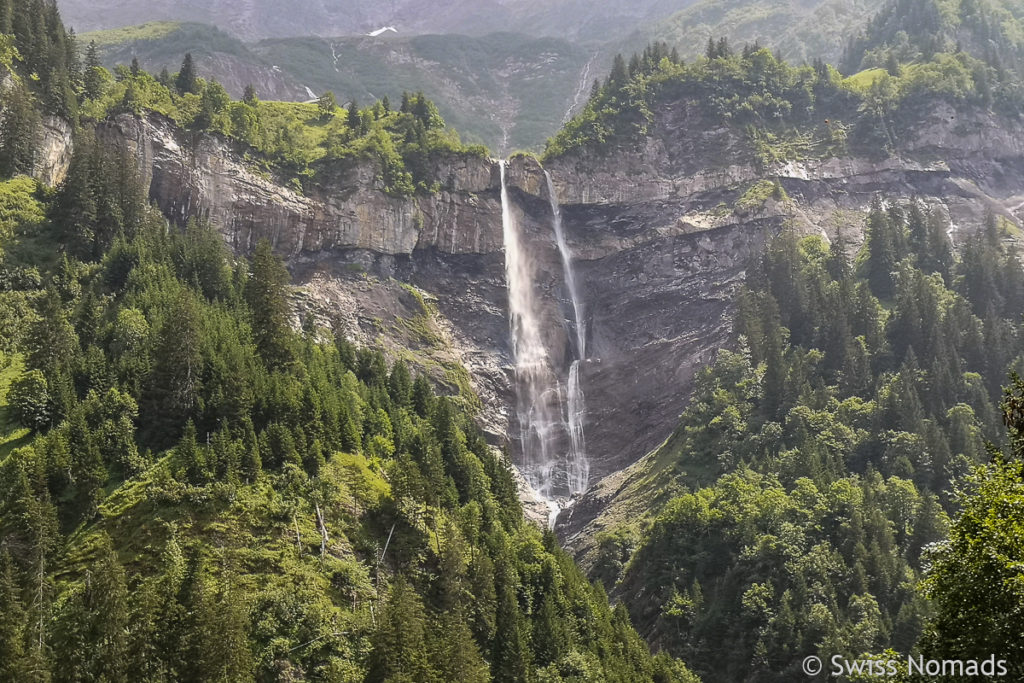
[58,0,695,42]
[7,0,1024,680]
[81,22,312,102]
[841,0,1024,79]
[0,7,697,680]
[83,23,595,153]
[75,43,1024,498]
[625,0,888,64]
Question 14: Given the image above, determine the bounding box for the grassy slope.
[621,0,886,65]
[0,355,30,461]
[82,22,254,65]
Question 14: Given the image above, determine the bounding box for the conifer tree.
[0,80,40,178]
[864,196,898,298]
[347,99,360,131]
[144,291,204,443]
[53,533,129,682]
[0,550,27,681]
[492,560,533,682]
[175,52,198,95]
[245,240,294,369]
[83,40,104,100]
[368,576,438,681]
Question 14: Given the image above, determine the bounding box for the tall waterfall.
[545,171,589,495]
[500,161,563,504]
[499,160,590,520]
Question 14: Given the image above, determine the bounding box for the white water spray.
[499,162,592,525]
[500,161,564,505]
[546,171,589,495]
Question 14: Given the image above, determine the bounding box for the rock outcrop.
[0,74,74,187]
[97,113,504,258]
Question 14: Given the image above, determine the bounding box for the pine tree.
[608,53,628,87]
[347,99,360,131]
[245,240,294,369]
[367,576,438,681]
[492,560,532,682]
[53,533,130,682]
[177,420,207,485]
[175,52,198,95]
[242,83,258,105]
[864,196,898,298]
[0,79,41,178]
[144,290,204,444]
[83,40,104,100]
[0,550,27,681]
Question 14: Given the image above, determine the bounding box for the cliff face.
[0,74,74,186]
[97,114,503,258]
[95,102,1024,530]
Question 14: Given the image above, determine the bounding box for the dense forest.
[595,201,1024,681]
[0,2,698,681]
[4,0,1024,681]
[545,23,1020,163]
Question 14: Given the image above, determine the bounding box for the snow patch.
[304,86,317,100]
[368,26,397,37]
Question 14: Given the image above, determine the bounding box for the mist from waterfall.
[500,160,563,504]
[546,171,589,496]
[499,161,590,519]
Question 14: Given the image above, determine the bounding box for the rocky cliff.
[0,74,74,186]
[94,100,1024,531]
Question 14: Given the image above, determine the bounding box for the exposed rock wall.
[97,113,504,258]
[0,74,74,186]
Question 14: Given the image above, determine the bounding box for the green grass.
[0,354,30,461]
[842,67,890,92]
[81,22,184,47]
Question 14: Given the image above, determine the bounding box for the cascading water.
[499,161,591,528]
[545,170,589,496]
[499,160,563,519]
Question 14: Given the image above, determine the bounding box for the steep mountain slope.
[83,24,594,153]
[625,0,887,64]
[252,33,593,152]
[71,42,1023,500]
[841,0,1024,73]
[58,0,695,42]
[0,11,697,680]
[82,22,311,102]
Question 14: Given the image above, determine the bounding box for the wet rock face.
[97,100,1024,523]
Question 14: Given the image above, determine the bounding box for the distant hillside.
[622,0,887,65]
[58,0,698,43]
[82,24,595,153]
[252,33,593,152]
[841,0,1024,74]
[82,23,311,102]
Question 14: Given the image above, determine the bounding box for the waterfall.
[499,161,590,525]
[500,161,562,504]
[546,171,589,495]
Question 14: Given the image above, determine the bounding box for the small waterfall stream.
[499,161,590,527]
[545,171,589,496]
